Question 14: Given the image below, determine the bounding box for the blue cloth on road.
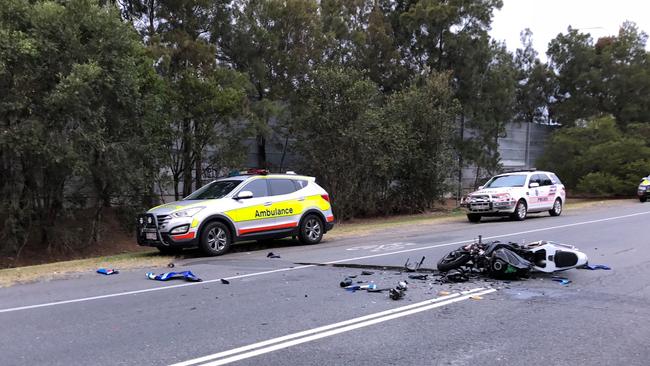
[582,264,611,270]
[146,271,202,282]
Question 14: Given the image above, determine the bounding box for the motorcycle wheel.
[437,250,471,271]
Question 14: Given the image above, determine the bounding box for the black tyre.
[199,221,231,256]
[641,196,647,203]
[156,246,183,255]
[437,249,471,271]
[298,214,324,245]
[510,199,527,221]
[467,214,481,223]
[549,198,562,216]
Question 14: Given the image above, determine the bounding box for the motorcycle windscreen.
[493,248,532,269]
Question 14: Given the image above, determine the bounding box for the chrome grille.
[157,215,171,227]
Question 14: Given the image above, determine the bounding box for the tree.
[214,0,325,169]
[0,0,168,254]
[384,72,461,211]
[537,116,650,195]
[514,29,555,124]
[142,0,250,197]
[292,66,401,218]
[547,22,650,127]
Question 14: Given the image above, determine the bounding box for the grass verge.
[0,250,173,288]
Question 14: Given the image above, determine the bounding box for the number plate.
[145,233,157,240]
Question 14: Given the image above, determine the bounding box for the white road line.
[1,210,647,314]
[324,211,650,265]
[172,288,497,366]
[0,265,315,314]
[170,288,483,366]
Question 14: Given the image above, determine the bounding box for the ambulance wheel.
[200,221,231,256]
[641,196,647,203]
[299,214,323,245]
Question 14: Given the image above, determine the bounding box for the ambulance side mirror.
[235,191,253,200]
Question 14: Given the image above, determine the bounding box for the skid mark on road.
[1,210,648,314]
[170,287,497,366]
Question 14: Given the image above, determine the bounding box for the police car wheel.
[467,214,481,223]
[640,196,647,203]
[200,221,231,256]
[510,200,527,221]
[549,198,562,216]
[299,214,323,245]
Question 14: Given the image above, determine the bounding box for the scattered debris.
[440,269,469,283]
[167,263,175,268]
[147,271,202,282]
[551,276,571,285]
[96,268,119,275]
[220,278,230,284]
[340,278,353,287]
[397,281,408,291]
[408,274,428,280]
[267,252,281,259]
[389,288,405,300]
[361,270,374,276]
[438,291,451,296]
[404,256,426,272]
[581,264,611,270]
[469,295,483,300]
[345,285,361,292]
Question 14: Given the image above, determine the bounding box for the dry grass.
[0,250,173,288]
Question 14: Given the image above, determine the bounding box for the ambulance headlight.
[171,207,205,218]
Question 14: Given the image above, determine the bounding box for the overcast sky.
[489,0,650,61]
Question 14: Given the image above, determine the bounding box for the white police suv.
[460,170,565,223]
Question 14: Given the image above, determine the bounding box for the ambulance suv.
[136,170,335,256]
[460,170,565,223]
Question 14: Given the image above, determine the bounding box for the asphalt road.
[2,200,650,366]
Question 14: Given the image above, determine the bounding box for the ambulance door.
[225,178,273,236]
[266,178,303,231]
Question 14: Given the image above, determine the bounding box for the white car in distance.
[461,170,566,223]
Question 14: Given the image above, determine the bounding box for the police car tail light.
[321,194,330,202]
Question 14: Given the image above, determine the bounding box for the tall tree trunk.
[257,134,267,169]
[195,148,203,191]
[457,113,465,203]
[182,119,193,197]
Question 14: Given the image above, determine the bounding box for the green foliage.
[0,0,168,255]
[292,66,398,218]
[293,67,459,217]
[548,22,650,126]
[538,116,650,196]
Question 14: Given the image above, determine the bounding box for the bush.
[538,115,650,196]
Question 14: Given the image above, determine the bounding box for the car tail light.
[321,194,330,202]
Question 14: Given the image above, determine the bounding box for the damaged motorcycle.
[437,237,588,278]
